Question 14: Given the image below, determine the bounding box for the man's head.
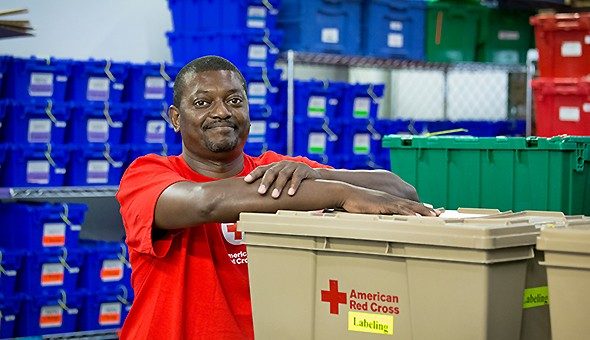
[170,56,250,161]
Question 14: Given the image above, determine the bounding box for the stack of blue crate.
[0,202,88,337]
[167,0,286,156]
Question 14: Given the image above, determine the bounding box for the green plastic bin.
[476,8,534,64]
[382,136,590,215]
[425,2,485,62]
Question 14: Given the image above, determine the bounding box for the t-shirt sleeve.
[116,155,186,258]
[258,151,333,169]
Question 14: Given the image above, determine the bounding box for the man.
[116,55,437,339]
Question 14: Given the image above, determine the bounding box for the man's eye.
[194,100,207,107]
[228,97,243,105]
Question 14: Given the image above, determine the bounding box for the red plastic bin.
[530,13,590,78]
[532,77,590,137]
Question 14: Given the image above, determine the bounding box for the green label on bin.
[522,286,549,309]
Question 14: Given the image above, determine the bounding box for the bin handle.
[160,102,173,127]
[103,143,123,168]
[263,104,272,118]
[44,99,60,126]
[322,119,338,142]
[367,121,381,140]
[161,143,169,156]
[60,203,77,231]
[262,67,278,93]
[263,28,278,54]
[102,102,121,128]
[367,84,380,104]
[118,243,131,268]
[117,285,131,305]
[58,289,73,312]
[159,63,171,82]
[104,60,116,82]
[59,247,77,274]
[262,0,278,15]
[44,143,62,171]
[0,250,6,276]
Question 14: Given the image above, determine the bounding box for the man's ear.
[169,105,180,132]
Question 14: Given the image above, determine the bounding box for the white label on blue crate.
[29,72,54,97]
[559,106,580,122]
[87,119,109,143]
[27,160,50,184]
[55,167,67,175]
[328,98,338,106]
[498,31,520,41]
[249,45,268,61]
[87,77,111,101]
[40,306,63,328]
[28,119,52,143]
[56,75,67,82]
[308,96,327,118]
[388,33,404,48]
[144,76,166,100]
[389,21,403,31]
[5,314,16,321]
[321,28,340,44]
[583,103,590,112]
[87,160,110,184]
[308,133,327,154]
[101,259,124,281]
[67,308,79,315]
[247,6,267,28]
[43,222,66,247]
[561,41,582,57]
[248,121,267,143]
[353,133,371,155]
[113,83,124,90]
[99,303,122,326]
[353,98,371,118]
[41,263,64,286]
[248,83,267,105]
[146,120,166,143]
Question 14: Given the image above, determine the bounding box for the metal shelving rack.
[0,186,118,200]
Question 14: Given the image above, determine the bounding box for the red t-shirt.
[116,151,330,339]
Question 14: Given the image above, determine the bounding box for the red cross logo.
[221,223,243,245]
[321,279,347,315]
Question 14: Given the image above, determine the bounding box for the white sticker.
[144,76,166,100]
[321,28,340,44]
[87,77,111,101]
[113,83,124,90]
[585,35,590,44]
[27,160,50,184]
[559,106,580,121]
[146,120,166,143]
[87,160,110,184]
[353,133,371,155]
[43,223,66,247]
[308,96,327,117]
[28,119,52,143]
[247,6,266,28]
[56,75,68,82]
[248,121,267,143]
[328,98,338,106]
[498,30,520,41]
[353,97,371,118]
[388,33,404,48]
[29,72,54,97]
[561,41,582,57]
[99,302,122,326]
[248,45,268,61]
[583,103,590,112]
[101,259,124,282]
[308,133,327,154]
[41,263,64,286]
[389,21,403,31]
[248,82,267,105]
[87,119,109,143]
[40,306,63,328]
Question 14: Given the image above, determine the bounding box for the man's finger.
[271,166,296,198]
[244,164,271,183]
[258,165,282,194]
[288,168,307,196]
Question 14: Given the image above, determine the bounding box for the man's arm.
[155,177,435,230]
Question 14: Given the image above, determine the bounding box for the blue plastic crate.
[0,293,23,339]
[4,57,72,101]
[292,80,346,123]
[338,154,384,170]
[124,103,179,145]
[16,290,81,337]
[0,249,25,297]
[278,0,362,54]
[1,144,69,187]
[244,67,282,107]
[66,144,128,186]
[302,153,339,168]
[127,144,178,168]
[78,241,131,292]
[168,0,280,32]
[18,248,82,295]
[124,63,181,105]
[78,286,133,331]
[340,83,385,121]
[362,0,426,59]
[293,121,341,159]
[0,203,87,251]
[167,29,282,68]
[339,119,383,156]
[249,103,285,121]
[1,100,70,144]
[247,120,284,144]
[67,102,128,144]
[67,60,129,102]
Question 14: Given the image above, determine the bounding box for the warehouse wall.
[0,0,172,62]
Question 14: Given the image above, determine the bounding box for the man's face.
[173,70,249,158]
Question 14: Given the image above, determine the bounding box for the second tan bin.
[537,221,590,340]
[239,211,539,340]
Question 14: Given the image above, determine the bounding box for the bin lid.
[537,221,590,254]
[239,210,539,250]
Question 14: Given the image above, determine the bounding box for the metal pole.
[525,49,538,137]
[287,50,295,156]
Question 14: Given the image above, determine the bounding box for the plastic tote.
[124,62,181,105]
[66,144,128,186]
[79,241,131,292]
[1,144,69,187]
[1,99,70,144]
[124,102,179,145]
[239,211,538,339]
[78,286,133,331]
[67,101,128,144]
[16,290,81,337]
[67,60,129,102]
[18,248,82,295]
[0,249,25,297]
[0,293,24,339]
[4,57,71,101]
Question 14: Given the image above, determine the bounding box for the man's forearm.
[316,168,419,201]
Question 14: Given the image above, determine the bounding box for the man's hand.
[244,161,322,198]
[342,186,439,216]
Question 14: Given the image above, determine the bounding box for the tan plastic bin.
[239,211,539,340]
[537,221,590,340]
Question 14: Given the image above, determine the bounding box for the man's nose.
[210,100,232,119]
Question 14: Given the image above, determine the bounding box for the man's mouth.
[205,122,237,130]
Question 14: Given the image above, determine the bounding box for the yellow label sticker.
[348,311,393,336]
[523,286,549,309]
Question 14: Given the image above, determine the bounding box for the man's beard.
[204,135,239,153]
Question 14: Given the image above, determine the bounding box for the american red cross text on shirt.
[226,223,243,241]
[321,279,347,315]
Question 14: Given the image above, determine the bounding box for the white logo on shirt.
[221,223,244,245]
